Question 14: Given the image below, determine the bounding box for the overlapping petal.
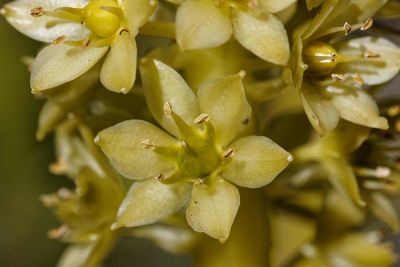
[100,31,137,93]
[114,178,191,228]
[2,0,89,42]
[30,44,108,91]
[140,59,200,137]
[186,179,240,243]
[197,72,251,147]
[232,10,290,66]
[176,0,232,50]
[222,136,291,188]
[95,120,178,180]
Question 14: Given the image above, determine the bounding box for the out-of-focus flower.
[95,59,292,242]
[175,0,294,65]
[290,0,400,134]
[1,0,156,93]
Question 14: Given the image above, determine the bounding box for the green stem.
[193,189,269,267]
[85,228,123,267]
[139,21,176,39]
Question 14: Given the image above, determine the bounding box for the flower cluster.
[1,0,400,266]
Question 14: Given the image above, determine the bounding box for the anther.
[222,148,234,160]
[49,158,67,175]
[242,118,250,125]
[352,74,364,85]
[329,53,337,62]
[238,70,246,78]
[31,6,45,17]
[48,225,69,239]
[180,140,189,148]
[363,51,380,58]
[81,38,91,47]
[155,173,165,181]
[52,36,66,45]
[163,102,173,117]
[331,73,345,81]
[194,178,205,185]
[57,187,73,199]
[287,154,294,162]
[141,139,155,150]
[343,22,351,35]
[119,29,129,35]
[361,18,373,31]
[40,194,58,207]
[194,113,209,124]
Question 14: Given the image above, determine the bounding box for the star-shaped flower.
[1,0,156,93]
[175,0,294,66]
[95,59,292,242]
[290,0,400,134]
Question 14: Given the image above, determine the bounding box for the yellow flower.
[175,0,294,65]
[95,59,292,242]
[1,0,156,93]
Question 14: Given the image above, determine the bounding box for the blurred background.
[0,3,191,266]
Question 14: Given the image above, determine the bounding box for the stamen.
[31,6,45,17]
[49,158,67,174]
[194,113,209,124]
[141,139,155,150]
[194,178,205,185]
[352,74,364,86]
[355,166,392,178]
[163,102,173,117]
[222,148,234,160]
[52,35,66,45]
[81,38,91,47]
[363,51,380,58]
[361,18,373,31]
[343,22,351,35]
[155,173,165,181]
[331,73,345,81]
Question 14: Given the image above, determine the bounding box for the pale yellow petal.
[114,179,191,228]
[329,86,388,130]
[1,0,88,42]
[223,136,291,188]
[95,120,178,180]
[176,0,232,50]
[100,31,137,93]
[124,0,157,35]
[300,82,340,134]
[31,44,107,91]
[186,179,240,243]
[232,10,290,65]
[197,72,251,146]
[140,59,200,137]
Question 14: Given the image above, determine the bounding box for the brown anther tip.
[48,225,69,239]
[329,53,337,62]
[119,29,129,35]
[361,18,373,31]
[180,140,189,148]
[194,113,209,124]
[57,187,73,199]
[331,73,345,81]
[49,158,67,175]
[81,38,91,47]
[343,22,352,35]
[155,173,165,181]
[31,6,44,17]
[141,139,155,149]
[163,102,173,117]
[363,51,380,58]
[242,118,250,125]
[352,74,364,85]
[222,148,234,159]
[194,178,205,185]
[52,35,66,45]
